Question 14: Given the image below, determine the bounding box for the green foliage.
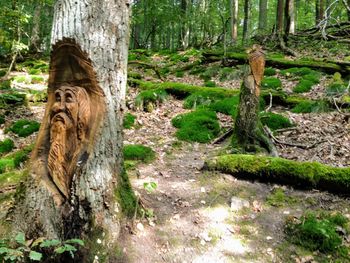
[189,65,206,75]
[0,115,5,124]
[13,76,30,84]
[123,113,136,129]
[0,93,26,106]
[30,75,45,84]
[175,71,184,78]
[123,144,155,163]
[204,80,216,87]
[326,83,347,96]
[333,72,343,84]
[205,154,350,195]
[0,70,6,78]
[291,100,330,113]
[26,90,48,103]
[172,109,220,143]
[0,233,84,262]
[260,112,293,131]
[169,53,190,62]
[293,79,313,93]
[266,188,297,207]
[6,119,40,137]
[264,67,276,76]
[0,139,14,155]
[285,212,349,254]
[208,96,239,116]
[261,77,282,89]
[143,182,158,193]
[0,80,11,90]
[0,145,32,173]
[128,72,142,79]
[28,68,40,75]
[219,67,235,81]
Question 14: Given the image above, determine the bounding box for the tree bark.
[276,0,284,33]
[242,0,250,44]
[285,0,295,35]
[29,3,42,53]
[258,0,268,33]
[10,0,132,261]
[230,0,238,43]
[316,0,325,24]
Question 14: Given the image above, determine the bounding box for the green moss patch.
[204,80,216,87]
[208,96,239,116]
[26,90,47,103]
[123,113,136,129]
[205,154,350,195]
[0,93,26,106]
[291,100,330,113]
[175,71,184,78]
[30,75,45,84]
[266,188,297,207]
[115,171,137,217]
[0,170,28,188]
[172,110,220,143]
[285,211,349,257]
[281,67,315,77]
[123,144,155,163]
[219,67,236,81]
[264,67,276,76]
[183,91,226,109]
[0,80,11,90]
[261,77,282,90]
[260,112,293,131]
[128,72,142,79]
[0,139,14,155]
[6,120,40,137]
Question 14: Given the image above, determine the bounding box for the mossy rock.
[123,144,155,163]
[183,91,226,109]
[285,211,349,255]
[123,113,136,129]
[6,120,40,137]
[291,100,330,113]
[261,77,282,90]
[172,109,220,143]
[0,139,14,155]
[260,112,293,131]
[135,89,168,111]
[205,154,350,195]
[264,67,276,76]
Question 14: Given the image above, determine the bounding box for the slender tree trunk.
[276,0,284,34]
[242,0,250,44]
[258,0,268,33]
[285,0,295,36]
[316,0,325,24]
[230,0,238,43]
[11,0,132,261]
[29,3,42,53]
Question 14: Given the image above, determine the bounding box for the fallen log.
[202,51,350,75]
[204,154,350,196]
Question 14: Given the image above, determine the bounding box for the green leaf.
[0,247,10,254]
[31,237,46,247]
[29,251,42,261]
[40,239,61,248]
[54,244,77,254]
[143,182,158,193]
[15,232,26,246]
[65,239,85,246]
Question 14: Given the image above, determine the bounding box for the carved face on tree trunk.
[48,85,91,198]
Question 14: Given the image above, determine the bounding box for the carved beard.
[48,112,78,198]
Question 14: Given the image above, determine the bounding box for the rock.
[230,196,250,211]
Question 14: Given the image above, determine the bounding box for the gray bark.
[258,0,268,32]
[230,0,238,43]
[11,0,130,261]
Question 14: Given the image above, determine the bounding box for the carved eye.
[55,93,61,102]
[66,94,73,103]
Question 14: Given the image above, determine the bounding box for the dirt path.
[120,99,350,263]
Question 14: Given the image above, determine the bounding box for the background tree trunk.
[11,0,132,261]
[230,0,238,43]
[285,0,295,36]
[258,0,268,33]
[29,3,42,53]
[276,0,284,34]
[242,0,250,44]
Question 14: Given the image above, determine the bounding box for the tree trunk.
[316,0,325,24]
[10,0,133,261]
[242,0,250,44]
[29,3,42,53]
[233,45,277,155]
[285,0,295,36]
[258,0,268,33]
[276,0,284,34]
[230,0,238,43]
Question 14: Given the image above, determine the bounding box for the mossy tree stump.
[8,1,133,262]
[234,45,276,155]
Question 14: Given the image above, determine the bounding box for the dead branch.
[212,128,234,145]
[264,92,273,112]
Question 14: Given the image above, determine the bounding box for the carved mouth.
[51,112,73,127]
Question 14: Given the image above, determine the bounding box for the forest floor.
[0,47,350,262]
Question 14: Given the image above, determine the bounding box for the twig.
[212,128,233,144]
[333,97,342,113]
[274,127,298,133]
[263,125,323,149]
[265,92,272,112]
